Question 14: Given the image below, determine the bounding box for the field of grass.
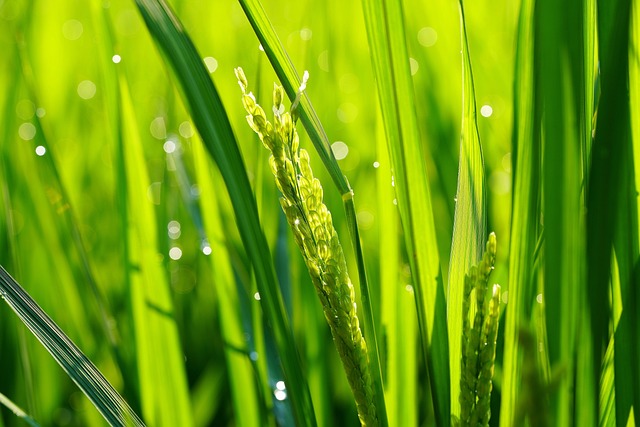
[0,0,638,426]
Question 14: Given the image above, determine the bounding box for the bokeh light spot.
[16,100,36,120]
[63,19,83,40]
[337,103,358,123]
[331,141,349,160]
[480,105,493,117]
[169,247,182,260]
[203,56,218,73]
[410,58,419,76]
[179,121,194,138]
[150,117,167,140]
[418,27,438,47]
[19,123,36,140]
[77,80,97,99]
[300,28,312,40]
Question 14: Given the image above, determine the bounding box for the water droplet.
[35,145,46,156]
[249,351,259,361]
[405,284,414,293]
[254,292,261,301]
[373,161,380,169]
[392,198,398,205]
[112,54,121,63]
[536,294,543,304]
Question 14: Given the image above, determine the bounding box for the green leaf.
[590,0,634,424]
[360,0,449,425]
[133,1,316,425]
[0,266,144,427]
[0,392,40,427]
[447,2,487,419]
[499,0,540,425]
[376,113,417,427]
[192,133,263,427]
[117,77,193,427]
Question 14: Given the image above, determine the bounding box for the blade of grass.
[0,392,40,427]
[376,111,417,427]
[236,3,388,424]
[133,1,316,425]
[590,0,634,424]
[192,135,264,427]
[608,0,639,419]
[536,0,593,422]
[499,0,540,424]
[628,0,640,422]
[117,76,193,427]
[447,2,487,419]
[360,0,449,425]
[0,266,144,427]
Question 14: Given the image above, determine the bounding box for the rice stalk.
[235,67,378,427]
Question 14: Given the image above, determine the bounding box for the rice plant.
[0,0,638,426]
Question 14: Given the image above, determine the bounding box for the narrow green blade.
[447,2,487,418]
[590,0,633,424]
[598,0,638,424]
[0,392,40,427]
[117,77,193,427]
[499,0,540,424]
[192,138,262,427]
[376,113,417,427]
[626,0,640,422]
[360,0,449,425]
[0,266,144,427]
[133,1,316,425]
